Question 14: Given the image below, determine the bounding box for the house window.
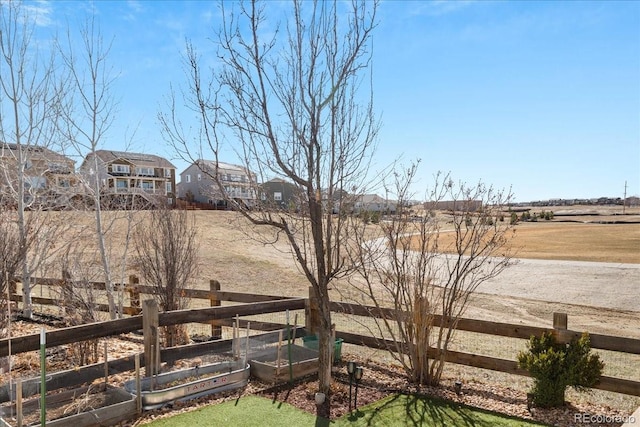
[135,167,154,176]
[25,176,46,189]
[140,181,154,190]
[185,174,191,183]
[167,197,173,204]
[58,178,71,188]
[116,179,128,188]
[274,192,282,201]
[164,168,172,178]
[48,162,68,173]
[165,182,172,193]
[112,164,130,174]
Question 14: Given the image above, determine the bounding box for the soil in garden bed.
[5,386,115,427]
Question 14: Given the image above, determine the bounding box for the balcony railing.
[104,187,166,195]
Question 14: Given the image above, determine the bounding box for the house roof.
[1,142,75,165]
[91,150,176,169]
[195,159,254,175]
[359,194,388,204]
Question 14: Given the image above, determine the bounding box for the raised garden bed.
[0,383,137,427]
[250,344,319,383]
[123,360,249,410]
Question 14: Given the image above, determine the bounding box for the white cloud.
[123,0,144,22]
[23,0,53,27]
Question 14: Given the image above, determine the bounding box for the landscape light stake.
[454,380,462,395]
[354,366,364,412]
[347,361,356,411]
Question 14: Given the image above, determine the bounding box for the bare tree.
[133,207,199,347]
[57,15,133,319]
[160,0,379,396]
[348,166,516,386]
[0,1,70,318]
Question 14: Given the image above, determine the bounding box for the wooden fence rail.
[324,300,640,396]
[0,298,305,358]
[329,300,640,354]
[3,277,640,398]
[8,276,293,317]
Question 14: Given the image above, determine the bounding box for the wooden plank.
[214,291,292,303]
[210,280,222,338]
[597,376,640,397]
[217,318,291,332]
[454,318,550,341]
[329,301,398,320]
[120,285,289,303]
[10,294,139,316]
[556,330,640,354]
[0,316,142,357]
[158,298,306,327]
[442,350,529,377]
[143,299,160,377]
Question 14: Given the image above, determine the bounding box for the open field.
[28,208,639,322]
[503,219,639,264]
[9,207,640,414]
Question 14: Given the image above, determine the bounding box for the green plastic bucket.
[302,336,343,363]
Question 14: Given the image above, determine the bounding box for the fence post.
[306,286,319,335]
[553,312,568,342]
[129,275,140,315]
[209,280,222,339]
[142,299,160,377]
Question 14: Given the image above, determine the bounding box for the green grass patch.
[338,393,550,426]
[141,395,325,426]
[141,394,549,427]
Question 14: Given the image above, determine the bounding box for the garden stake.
[286,310,293,383]
[40,328,46,427]
[16,379,22,427]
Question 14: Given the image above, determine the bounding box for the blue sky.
[27,0,640,202]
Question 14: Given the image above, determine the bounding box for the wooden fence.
[2,277,639,399]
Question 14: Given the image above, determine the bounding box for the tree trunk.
[316,290,333,396]
[532,379,566,408]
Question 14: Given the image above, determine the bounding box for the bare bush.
[56,247,104,365]
[348,166,517,386]
[133,207,199,347]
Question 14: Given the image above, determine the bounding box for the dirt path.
[476,258,639,312]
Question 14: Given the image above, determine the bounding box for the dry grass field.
[14,207,640,412]
[505,222,640,263]
[410,205,640,264]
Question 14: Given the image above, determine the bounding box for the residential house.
[353,194,397,214]
[259,178,303,211]
[178,160,256,208]
[79,150,176,208]
[0,142,80,209]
